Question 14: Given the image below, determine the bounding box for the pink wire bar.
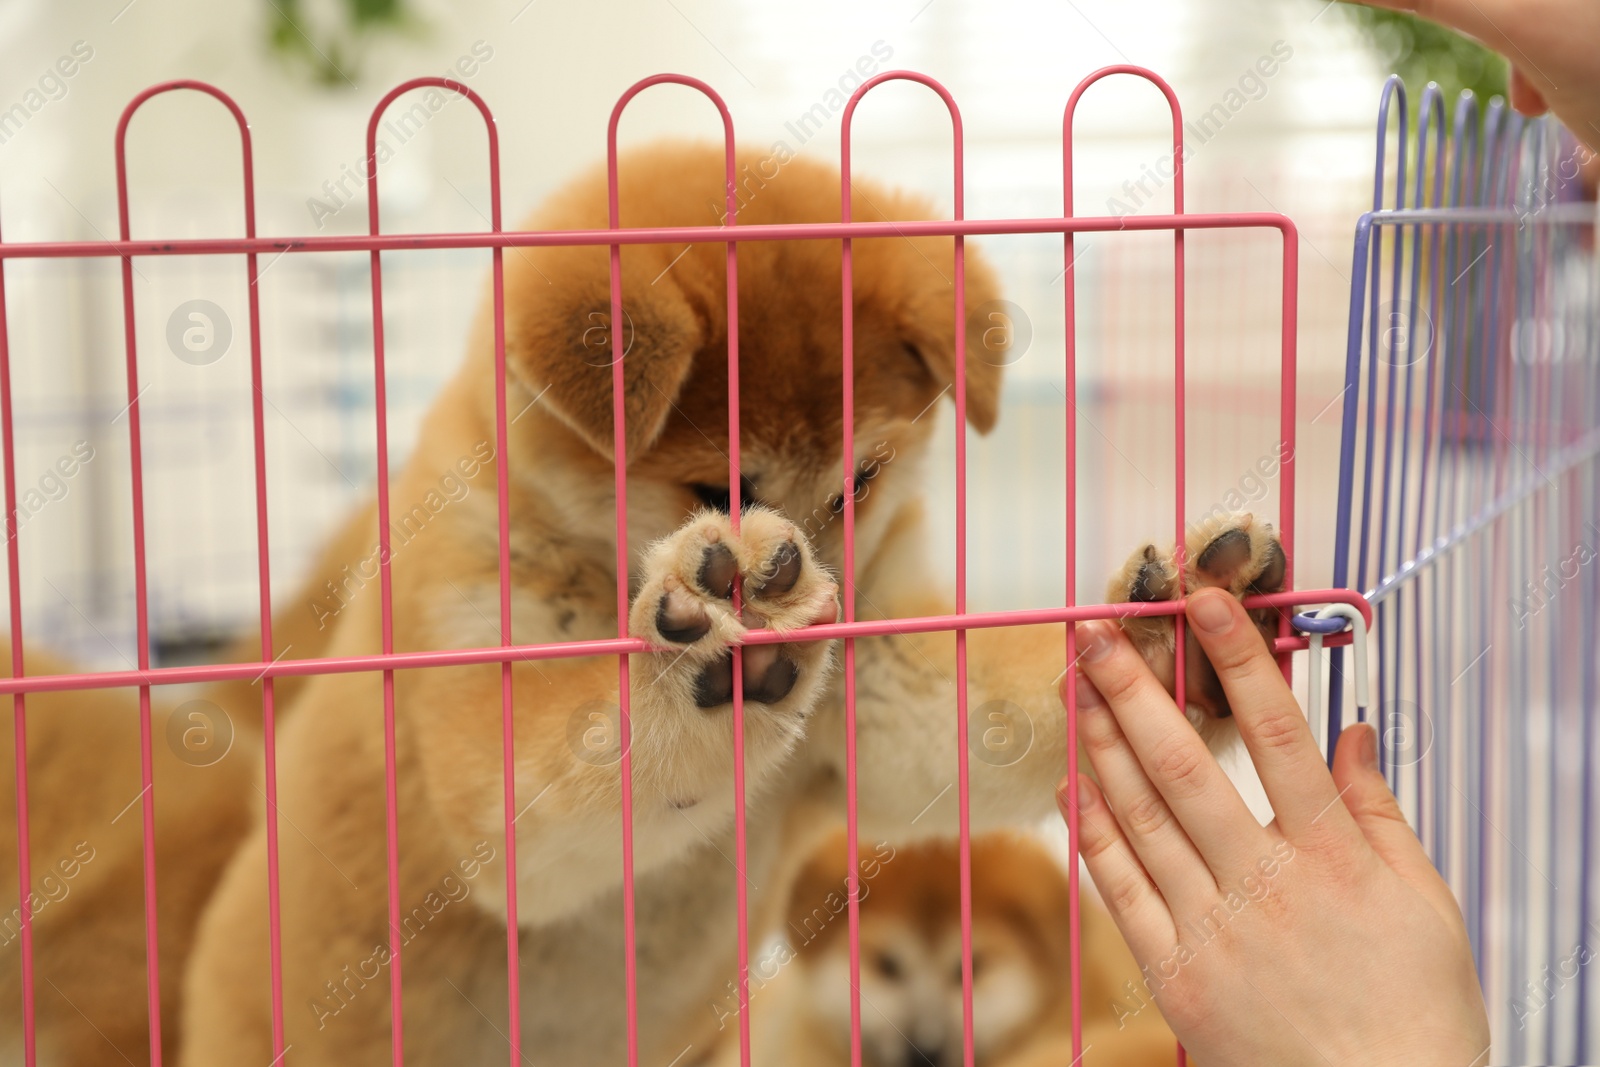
[838,68,972,1067]
[0,212,1300,260]
[364,75,515,1067]
[0,140,37,1067]
[839,69,977,1067]
[1062,65,1187,1067]
[116,80,288,1065]
[0,592,1370,699]
[604,73,745,1067]
[134,80,282,1063]
[114,78,281,1067]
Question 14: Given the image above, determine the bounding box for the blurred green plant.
[1340,5,1507,104]
[266,0,424,88]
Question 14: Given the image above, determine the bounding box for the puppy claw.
[808,594,841,628]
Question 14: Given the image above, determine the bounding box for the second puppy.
[719,830,1177,1067]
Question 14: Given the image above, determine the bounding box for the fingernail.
[1077,776,1096,809]
[1078,621,1114,662]
[1359,725,1378,770]
[1074,673,1104,709]
[1188,592,1233,635]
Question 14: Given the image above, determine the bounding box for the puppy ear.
[504,245,708,462]
[973,833,1072,964]
[788,832,851,943]
[894,249,1005,435]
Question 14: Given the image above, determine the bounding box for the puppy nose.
[910,1043,944,1066]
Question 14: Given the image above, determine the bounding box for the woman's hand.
[1349,0,1600,156]
[1060,588,1490,1066]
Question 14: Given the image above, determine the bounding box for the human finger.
[1184,591,1358,841]
[1073,619,1271,878]
[1059,770,1177,959]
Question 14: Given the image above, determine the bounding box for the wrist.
[1355,1032,1491,1067]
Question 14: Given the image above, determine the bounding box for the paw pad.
[698,543,738,599]
[655,583,712,644]
[693,652,737,708]
[1127,545,1177,603]
[690,648,801,709]
[748,540,801,598]
[1195,528,1253,583]
[631,508,838,713]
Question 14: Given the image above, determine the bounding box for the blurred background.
[0,0,1488,659]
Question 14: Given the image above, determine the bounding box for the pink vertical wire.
[106,83,233,1065]
[606,76,740,1067]
[479,99,518,1067]
[841,71,972,1067]
[364,79,510,1066]
[128,83,292,1059]
[836,108,864,1067]
[0,185,37,1067]
[1063,66,1186,1067]
[1058,89,1085,1067]
[375,79,517,1062]
[120,83,290,1060]
[362,89,405,1067]
[1276,223,1299,675]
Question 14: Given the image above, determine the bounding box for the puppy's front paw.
[1188,511,1287,617]
[629,507,839,711]
[1107,512,1285,734]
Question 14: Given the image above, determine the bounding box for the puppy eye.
[692,484,732,513]
[690,476,759,514]
[827,459,885,515]
[952,955,983,984]
[902,340,930,372]
[872,952,902,981]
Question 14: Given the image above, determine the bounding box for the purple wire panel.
[1330,77,1600,1065]
[0,68,1370,1067]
